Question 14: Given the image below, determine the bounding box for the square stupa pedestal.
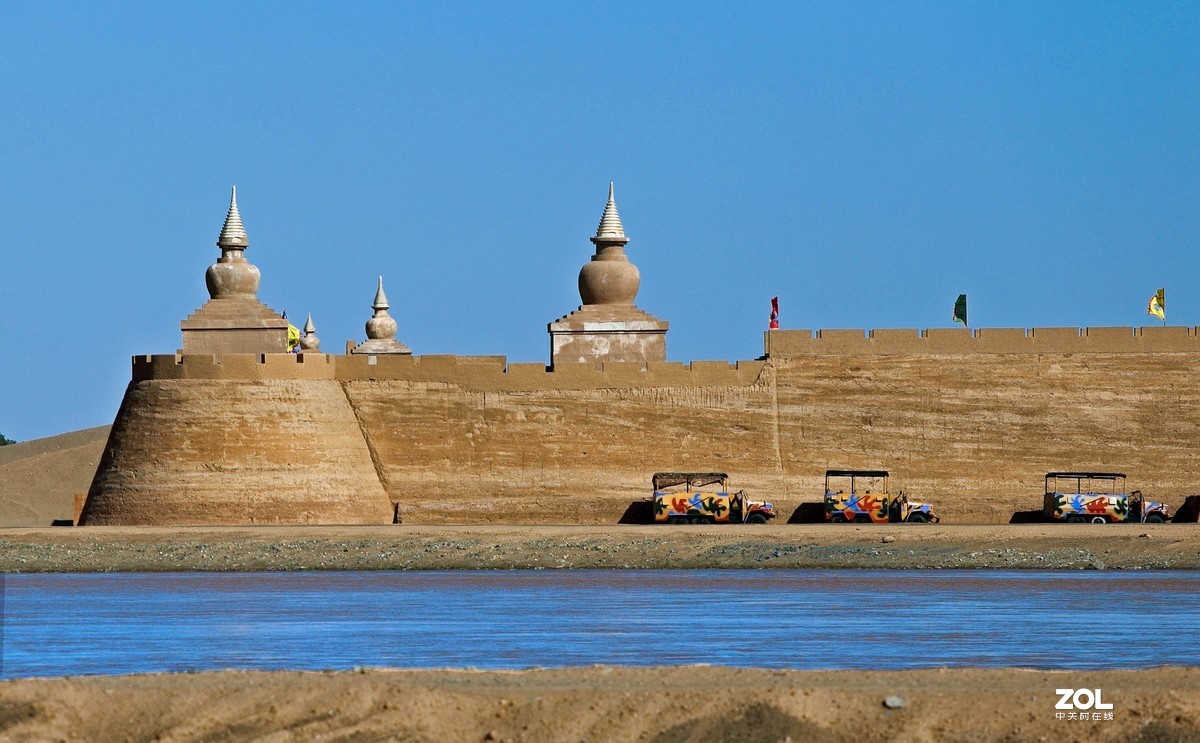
[180,298,289,356]
[350,338,412,355]
[548,305,668,366]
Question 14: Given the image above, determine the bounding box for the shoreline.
[1,666,1197,742]
[2,524,1198,572]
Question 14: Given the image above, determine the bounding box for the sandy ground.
[1,666,1197,743]
[1,523,1198,572]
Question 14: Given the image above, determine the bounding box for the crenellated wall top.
[764,326,1200,357]
[130,353,767,391]
[128,325,1200,389]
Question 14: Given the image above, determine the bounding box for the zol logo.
[1056,689,1113,710]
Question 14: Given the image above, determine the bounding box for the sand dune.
[0,426,108,527]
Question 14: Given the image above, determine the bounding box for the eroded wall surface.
[80,378,392,525]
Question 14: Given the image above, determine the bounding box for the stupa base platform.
[548,305,667,366]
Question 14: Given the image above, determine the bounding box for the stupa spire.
[581,181,638,304]
[594,181,626,241]
[373,276,390,311]
[204,186,262,301]
[217,186,249,248]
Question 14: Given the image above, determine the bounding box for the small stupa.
[351,277,412,354]
[180,187,289,355]
[299,313,321,353]
[548,182,667,365]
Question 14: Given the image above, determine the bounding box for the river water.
[3,570,1198,678]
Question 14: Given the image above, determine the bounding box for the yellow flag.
[287,324,301,350]
[1147,289,1165,321]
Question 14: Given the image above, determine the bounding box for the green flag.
[952,294,967,327]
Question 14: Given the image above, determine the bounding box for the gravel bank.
[1,524,1198,572]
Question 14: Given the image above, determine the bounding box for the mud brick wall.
[83,326,1200,524]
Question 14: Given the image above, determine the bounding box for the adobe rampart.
[86,324,1200,525]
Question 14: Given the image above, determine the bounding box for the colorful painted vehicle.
[653,472,775,525]
[824,469,939,524]
[1043,472,1171,524]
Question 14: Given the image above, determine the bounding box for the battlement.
[132,352,767,390]
[764,326,1197,357]
[133,325,1200,388]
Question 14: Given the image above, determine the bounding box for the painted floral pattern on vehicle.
[824,492,939,523]
[654,490,773,524]
[825,491,888,523]
[1045,491,1169,523]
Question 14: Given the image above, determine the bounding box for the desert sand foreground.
[2,523,1199,572]
[1,666,1197,743]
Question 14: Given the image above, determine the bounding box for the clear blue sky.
[1,2,1197,442]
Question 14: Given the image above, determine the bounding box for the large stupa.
[179,187,289,356]
[547,183,668,365]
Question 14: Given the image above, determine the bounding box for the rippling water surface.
[4,570,1198,677]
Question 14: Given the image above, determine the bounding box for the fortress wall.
[342,373,780,524]
[97,329,1200,525]
[80,378,392,525]
[333,350,1200,524]
[770,352,1200,523]
[765,326,1196,356]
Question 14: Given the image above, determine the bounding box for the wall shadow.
[1009,509,1046,524]
[1173,495,1200,523]
[618,499,654,524]
[787,502,826,524]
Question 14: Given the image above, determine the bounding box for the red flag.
[769,296,779,329]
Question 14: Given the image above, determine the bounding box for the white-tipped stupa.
[594,181,626,240]
[373,276,390,311]
[218,186,249,248]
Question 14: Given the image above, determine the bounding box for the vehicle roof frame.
[1045,472,1127,480]
[652,472,729,491]
[825,469,890,478]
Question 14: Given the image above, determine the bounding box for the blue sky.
[1,2,1197,441]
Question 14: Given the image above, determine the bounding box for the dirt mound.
[650,702,838,743]
[0,426,109,527]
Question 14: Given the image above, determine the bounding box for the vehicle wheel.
[855,514,872,524]
[747,513,768,524]
[1066,515,1084,524]
[690,515,711,525]
[1090,515,1107,524]
[907,513,929,524]
[667,516,687,525]
[1145,513,1166,524]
